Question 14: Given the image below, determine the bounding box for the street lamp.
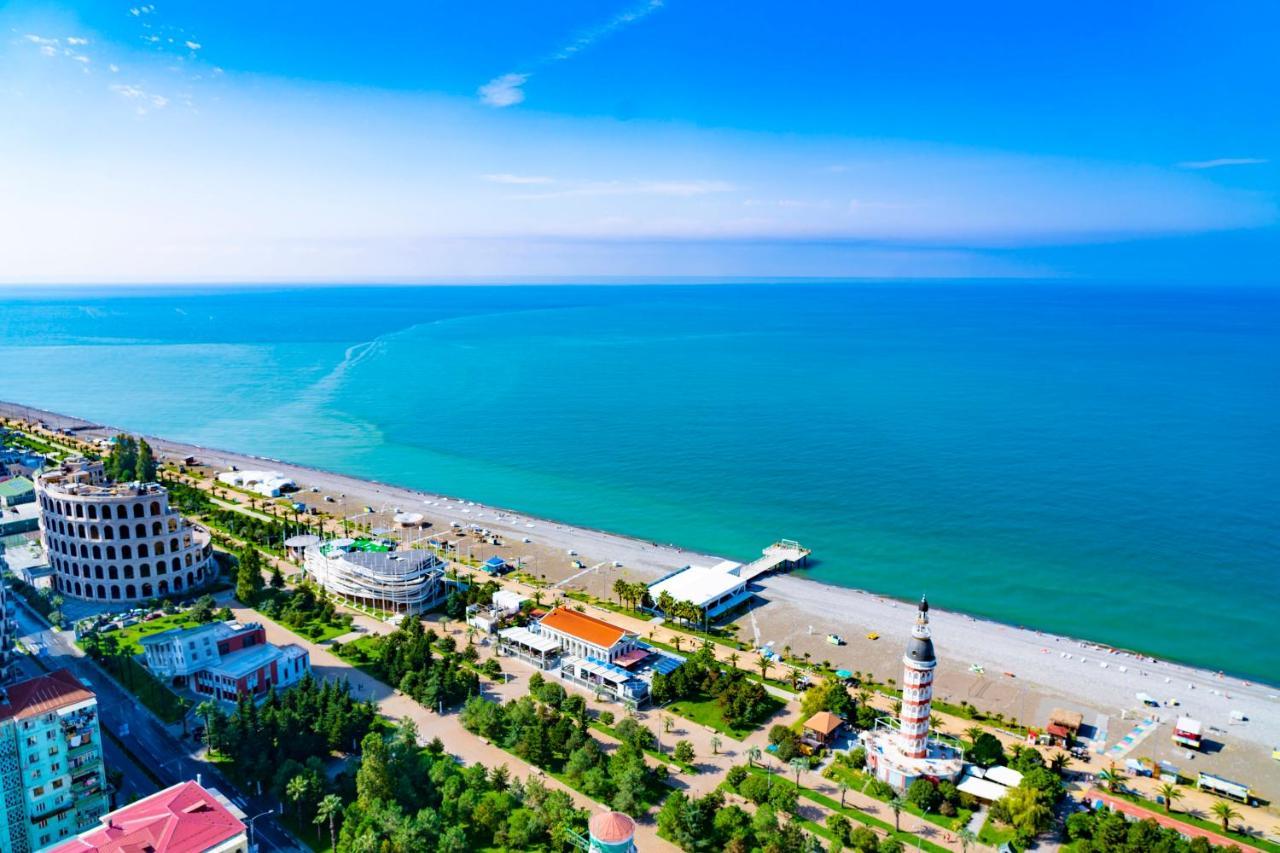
[245,809,276,852]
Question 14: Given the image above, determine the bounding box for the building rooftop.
[47,780,245,853]
[0,668,94,723]
[804,711,845,737]
[648,560,746,609]
[1049,707,1084,730]
[205,643,286,679]
[539,606,630,649]
[589,811,636,844]
[0,475,34,499]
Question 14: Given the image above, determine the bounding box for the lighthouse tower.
[898,596,936,759]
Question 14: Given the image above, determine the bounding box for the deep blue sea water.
[2,283,1277,681]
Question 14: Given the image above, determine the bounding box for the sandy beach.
[5,400,1278,800]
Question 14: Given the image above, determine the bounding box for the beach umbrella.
[836,669,853,680]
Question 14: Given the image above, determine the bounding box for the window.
[33,784,45,796]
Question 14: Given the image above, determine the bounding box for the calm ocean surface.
[2,283,1276,681]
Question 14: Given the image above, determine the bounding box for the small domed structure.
[588,811,636,852]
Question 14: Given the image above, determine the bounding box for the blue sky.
[1,1,1276,283]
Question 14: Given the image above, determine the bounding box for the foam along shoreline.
[4,401,1278,772]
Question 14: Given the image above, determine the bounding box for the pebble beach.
[5,400,1278,799]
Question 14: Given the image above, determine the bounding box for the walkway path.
[221,594,680,852]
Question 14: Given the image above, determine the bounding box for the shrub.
[598,711,616,727]
[726,765,749,790]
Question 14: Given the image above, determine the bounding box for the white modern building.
[859,597,964,790]
[35,459,216,603]
[302,538,446,613]
[647,559,753,622]
[215,470,296,498]
[139,620,311,703]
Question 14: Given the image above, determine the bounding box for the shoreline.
[4,399,1278,796]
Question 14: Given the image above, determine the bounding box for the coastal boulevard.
[220,592,985,852]
[13,599,302,853]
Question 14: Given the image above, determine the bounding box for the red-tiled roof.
[48,781,245,853]
[1047,723,1071,737]
[539,607,628,649]
[589,811,636,844]
[804,711,844,736]
[0,669,93,723]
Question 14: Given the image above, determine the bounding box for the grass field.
[826,763,972,832]
[736,765,952,853]
[666,691,784,741]
[109,612,203,654]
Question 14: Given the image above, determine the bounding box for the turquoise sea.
[1,283,1276,682]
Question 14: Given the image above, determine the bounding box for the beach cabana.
[801,711,845,752]
[481,555,509,574]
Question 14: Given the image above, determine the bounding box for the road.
[14,600,303,852]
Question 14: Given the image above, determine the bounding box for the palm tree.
[965,725,983,745]
[1102,761,1121,793]
[1210,801,1239,834]
[613,578,627,606]
[711,735,722,755]
[285,774,312,823]
[1157,782,1182,814]
[195,701,218,751]
[728,652,740,670]
[315,794,343,849]
[747,746,762,767]
[839,780,849,808]
[889,795,905,832]
[759,656,773,682]
[1049,751,1072,775]
[177,698,191,737]
[789,757,806,788]
[957,826,976,853]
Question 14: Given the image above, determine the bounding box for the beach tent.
[835,669,853,680]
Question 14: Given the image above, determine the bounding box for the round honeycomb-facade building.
[36,459,215,603]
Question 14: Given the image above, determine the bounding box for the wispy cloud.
[185,41,202,51]
[1178,157,1268,170]
[23,34,59,46]
[514,179,734,199]
[483,173,555,185]
[478,0,664,107]
[478,73,528,107]
[66,37,89,46]
[110,83,169,112]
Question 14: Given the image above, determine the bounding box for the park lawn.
[110,613,203,654]
[979,814,1018,848]
[736,766,952,853]
[563,591,654,622]
[331,635,390,682]
[666,692,783,741]
[590,722,693,774]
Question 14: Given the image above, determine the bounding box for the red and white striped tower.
[898,596,936,759]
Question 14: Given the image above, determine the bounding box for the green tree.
[134,438,157,482]
[888,795,904,832]
[1210,801,1239,834]
[314,794,342,849]
[235,545,265,604]
[270,564,285,588]
[1157,782,1182,813]
[285,774,313,823]
[673,740,695,765]
[968,732,1005,768]
[355,732,394,806]
[906,778,938,813]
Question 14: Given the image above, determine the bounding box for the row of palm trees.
[611,578,711,631]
